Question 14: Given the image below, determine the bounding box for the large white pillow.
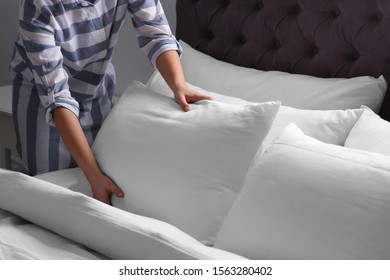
[344,107,390,156]
[260,106,364,151]
[89,81,280,245]
[214,124,390,260]
[177,40,386,112]
[147,72,365,152]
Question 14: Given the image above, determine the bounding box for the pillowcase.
[176,40,386,112]
[147,71,365,152]
[0,169,245,260]
[214,124,390,260]
[88,81,280,245]
[260,106,364,152]
[344,107,390,156]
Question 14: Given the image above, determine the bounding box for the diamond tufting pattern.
[176,0,390,121]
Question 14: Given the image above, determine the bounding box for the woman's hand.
[156,50,212,111]
[173,86,213,112]
[89,172,124,205]
[53,107,124,205]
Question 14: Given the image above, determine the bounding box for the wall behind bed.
[0,0,18,87]
[0,0,177,96]
[112,0,177,95]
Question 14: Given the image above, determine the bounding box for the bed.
[1,0,390,260]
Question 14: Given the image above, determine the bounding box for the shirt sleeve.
[19,0,79,126]
[127,0,183,68]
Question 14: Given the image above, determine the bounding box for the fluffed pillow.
[214,124,390,260]
[147,72,365,152]
[344,107,390,156]
[260,106,364,151]
[89,81,280,245]
[176,40,386,112]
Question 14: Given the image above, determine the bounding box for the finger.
[193,94,213,102]
[176,95,190,112]
[102,197,111,205]
[93,193,111,205]
[108,182,124,198]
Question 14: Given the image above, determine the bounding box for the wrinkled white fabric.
[215,124,390,259]
[0,169,245,260]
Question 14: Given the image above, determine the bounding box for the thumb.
[108,182,124,198]
[175,94,190,112]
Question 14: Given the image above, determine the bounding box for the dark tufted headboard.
[176,0,390,121]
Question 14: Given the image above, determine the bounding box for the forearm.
[52,107,101,182]
[156,50,187,93]
[155,50,212,112]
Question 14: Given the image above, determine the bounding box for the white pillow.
[147,71,365,152]
[89,81,280,245]
[260,106,364,151]
[177,40,386,112]
[214,124,390,260]
[345,107,390,156]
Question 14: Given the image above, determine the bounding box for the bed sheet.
[34,167,80,189]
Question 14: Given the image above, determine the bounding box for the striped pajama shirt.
[9,0,181,175]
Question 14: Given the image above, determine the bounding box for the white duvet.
[0,169,245,260]
[0,209,106,259]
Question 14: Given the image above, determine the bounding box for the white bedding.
[88,82,280,245]
[0,209,106,260]
[0,167,101,260]
[2,39,389,260]
[0,169,245,260]
[215,124,390,259]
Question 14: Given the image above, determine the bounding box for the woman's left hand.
[155,50,213,111]
[173,86,213,112]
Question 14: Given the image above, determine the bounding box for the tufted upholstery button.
[258,1,264,10]
[225,0,230,5]
[293,5,301,14]
[206,31,214,39]
[238,36,246,45]
[348,51,360,62]
[331,9,341,18]
[273,41,281,49]
[375,13,384,21]
[308,47,318,56]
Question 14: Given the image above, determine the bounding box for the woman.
[9,0,211,204]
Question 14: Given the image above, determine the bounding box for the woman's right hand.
[89,172,124,205]
[52,107,124,205]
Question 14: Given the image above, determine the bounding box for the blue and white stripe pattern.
[10,0,181,175]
